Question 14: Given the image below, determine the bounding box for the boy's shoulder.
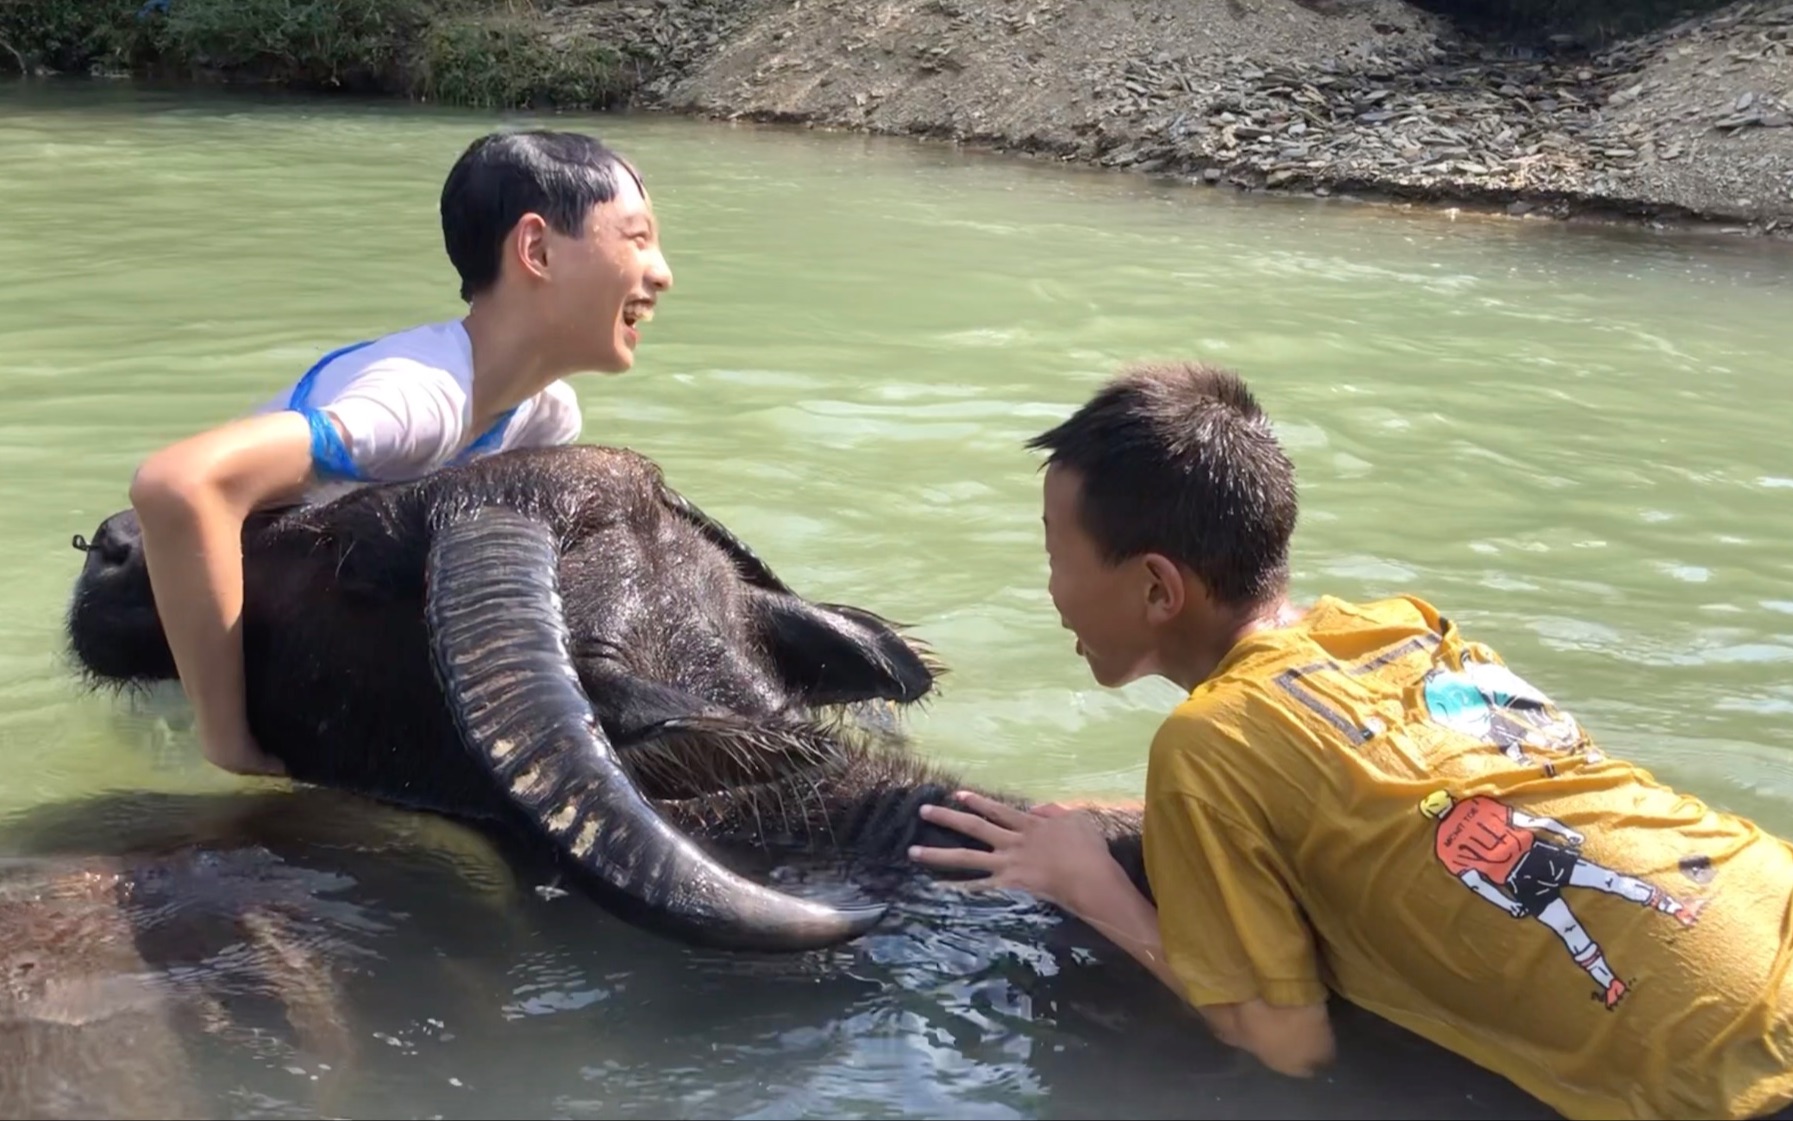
[291,319,583,420]
[1169,592,1441,707]
[1145,664,1302,806]
[318,319,473,380]
[260,319,586,490]
[1203,592,1462,696]
[528,378,585,444]
[1146,593,1455,788]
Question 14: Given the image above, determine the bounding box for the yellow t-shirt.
[1143,593,1793,1121]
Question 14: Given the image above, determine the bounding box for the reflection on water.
[2,78,1792,1118]
[0,789,1551,1120]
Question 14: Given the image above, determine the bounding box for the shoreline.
[667,101,1792,242]
[644,0,1793,242]
[5,0,1791,241]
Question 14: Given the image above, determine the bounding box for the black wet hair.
[439,128,647,302]
[1026,359,1299,609]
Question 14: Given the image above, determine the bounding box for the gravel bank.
[636,0,1793,236]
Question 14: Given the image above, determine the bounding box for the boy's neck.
[460,300,566,426]
[1161,592,1303,693]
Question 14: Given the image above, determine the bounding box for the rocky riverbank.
[652,0,1793,235]
[5,0,1791,235]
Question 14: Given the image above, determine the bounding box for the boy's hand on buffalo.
[909,791,1120,913]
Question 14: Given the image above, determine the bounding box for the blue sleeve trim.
[287,340,378,413]
[284,338,523,483]
[302,407,366,482]
[285,339,378,484]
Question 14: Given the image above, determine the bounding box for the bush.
[152,0,433,91]
[0,0,147,75]
[413,13,628,110]
[0,0,630,109]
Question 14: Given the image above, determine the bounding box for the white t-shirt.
[255,319,583,503]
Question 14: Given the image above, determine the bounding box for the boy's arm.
[128,410,325,776]
[1143,787,1336,1075]
[1056,844,1334,1076]
[131,357,464,776]
[911,791,1334,1078]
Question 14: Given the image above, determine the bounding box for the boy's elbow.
[132,445,193,503]
[1233,1000,1336,1078]
[1251,1028,1335,1078]
[133,413,318,517]
[129,442,230,520]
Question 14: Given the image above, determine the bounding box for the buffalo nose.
[81,511,143,568]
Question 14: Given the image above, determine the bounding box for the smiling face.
[577,169,672,372]
[1028,361,1303,694]
[513,166,674,375]
[1041,462,1182,689]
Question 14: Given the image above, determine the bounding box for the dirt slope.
[639,0,1793,232]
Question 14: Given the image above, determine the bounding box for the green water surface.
[2,79,1791,1121]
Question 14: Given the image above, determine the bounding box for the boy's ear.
[511,214,552,281]
[1141,553,1189,622]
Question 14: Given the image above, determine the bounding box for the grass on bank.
[0,0,633,109]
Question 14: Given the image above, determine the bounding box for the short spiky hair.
[1026,360,1298,608]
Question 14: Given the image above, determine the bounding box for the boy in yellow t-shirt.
[908,359,1793,1121]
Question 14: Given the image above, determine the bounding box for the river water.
[1,78,1791,1120]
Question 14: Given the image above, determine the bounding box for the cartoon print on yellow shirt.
[1420,655,1602,776]
[1419,790,1706,1011]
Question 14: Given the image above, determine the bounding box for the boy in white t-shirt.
[245,318,587,505]
[127,128,675,778]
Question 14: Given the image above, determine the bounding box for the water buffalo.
[63,444,1150,956]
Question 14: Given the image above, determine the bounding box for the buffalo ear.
[655,478,944,707]
[751,591,943,709]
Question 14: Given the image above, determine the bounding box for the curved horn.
[423,505,886,954]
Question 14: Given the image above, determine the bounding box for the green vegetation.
[414,12,627,109]
[1,0,144,76]
[0,0,633,109]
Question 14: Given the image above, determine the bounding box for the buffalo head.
[64,445,946,955]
